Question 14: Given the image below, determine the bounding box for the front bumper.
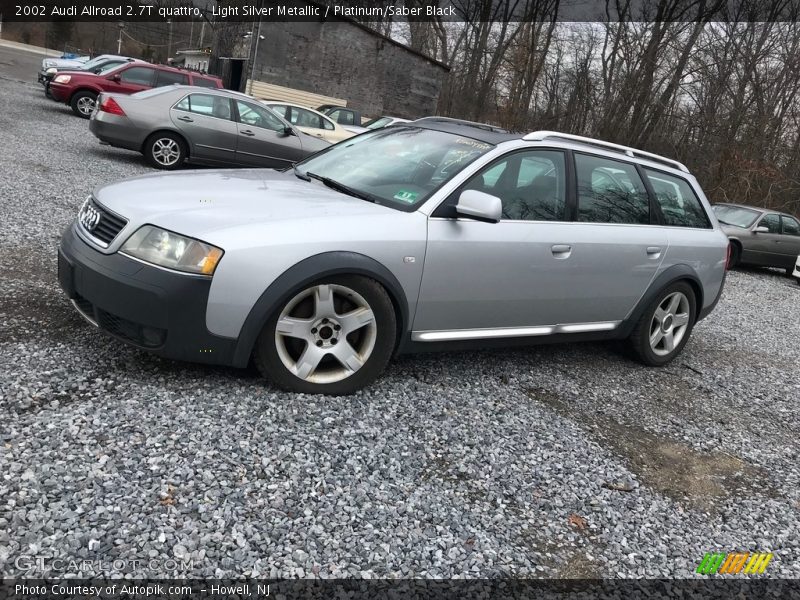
[48,82,70,103]
[58,222,238,366]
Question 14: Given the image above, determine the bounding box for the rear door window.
[192,76,219,89]
[156,70,189,87]
[575,154,650,224]
[643,169,711,228]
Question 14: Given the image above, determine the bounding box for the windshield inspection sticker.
[394,190,419,203]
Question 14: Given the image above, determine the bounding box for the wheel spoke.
[650,328,664,348]
[276,316,312,340]
[313,284,336,317]
[294,345,324,379]
[653,306,668,324]
[667,293,681,314]
[662,330,675,352]
[673,313,689,327]
[330,340,364,373]
[338,307,375,334]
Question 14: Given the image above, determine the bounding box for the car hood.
[42,58,88,69]
[719,224,749,236]
[93,169,395,244]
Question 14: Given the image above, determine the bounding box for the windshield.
[80,56,107,70]
[713,205,760,228]
[294,126,494,210]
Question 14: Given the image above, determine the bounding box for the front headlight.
[120,225,223,276]
[54,74,71,84]
[46,67,57,75]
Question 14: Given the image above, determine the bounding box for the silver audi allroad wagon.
[59,119,730,394]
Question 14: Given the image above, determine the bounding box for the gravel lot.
[1,69,799,579]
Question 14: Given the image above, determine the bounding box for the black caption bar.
[1,0,800,23]
[3,580,800,600]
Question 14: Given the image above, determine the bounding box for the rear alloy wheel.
[144,133,187,170]
[254,276,396,395]
[629,282,696,366]
[70,91,97,118]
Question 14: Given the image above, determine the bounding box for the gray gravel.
[1,71,799,579]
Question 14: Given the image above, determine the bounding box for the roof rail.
[523,130,689,173]
[414,116,509,134]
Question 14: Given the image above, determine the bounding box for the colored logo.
[696,552,773,575]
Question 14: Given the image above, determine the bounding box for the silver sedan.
[89,86,330,170]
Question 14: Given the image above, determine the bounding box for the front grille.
[96,308,166,348]
[78,197,128,245]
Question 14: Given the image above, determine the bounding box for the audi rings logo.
[79,198,101,232]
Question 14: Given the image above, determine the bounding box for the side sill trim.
[412,321,620,342]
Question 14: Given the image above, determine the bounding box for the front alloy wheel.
[254,276,396,394]
[629,281,696,366]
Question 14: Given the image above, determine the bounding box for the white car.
[41,55,91,71]
[262,102,356,143]
[793,255,800,285]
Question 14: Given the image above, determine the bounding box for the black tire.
[253,275,397,395]
[628,281,697,367]
[144,132,187,170]
[70,90,97,118]
[728,242,741,269]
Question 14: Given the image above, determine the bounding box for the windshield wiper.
[306,172,377,203]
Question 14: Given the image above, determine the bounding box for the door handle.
[551,244,572,258]
[241,130,255,136]
[646,246,662,258]
[176,115,193,122]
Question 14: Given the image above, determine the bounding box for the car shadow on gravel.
[526,387,778,513]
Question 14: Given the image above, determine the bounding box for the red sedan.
[49,62,223,118]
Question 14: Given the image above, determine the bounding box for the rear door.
[233,99,304,167]
[170,93,239,164]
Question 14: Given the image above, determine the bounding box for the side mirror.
[93,68,102,74]
[110,73,121,82]
[455,190,502,223]
[753,226,769,233]
[282,126,296,137]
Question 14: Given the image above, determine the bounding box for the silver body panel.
[86,136,728,345]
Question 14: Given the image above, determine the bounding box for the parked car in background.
[59,121,727,395]
[713,203,800,274]
[363,116,410,130]
[90,86,330,169]
[317,104,366,126]
[39,54,141,91]
[40,54,90,76]
[263,102,356,143]
[793,255,800,285]
[48,63,223,118]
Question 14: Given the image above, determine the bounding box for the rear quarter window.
[643,169,711,228]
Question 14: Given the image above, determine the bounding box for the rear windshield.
[713,205,760,228]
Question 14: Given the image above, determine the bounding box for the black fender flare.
[617,264,707,337]
[231,251,410,367]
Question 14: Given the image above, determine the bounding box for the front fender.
[230,251,410,367]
